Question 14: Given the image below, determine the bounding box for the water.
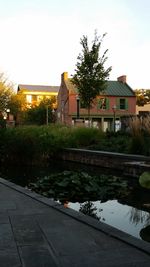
[69,200,150,242]
[0,161,150,242]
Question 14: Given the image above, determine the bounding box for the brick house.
[57,72,136,131]
[17,84,59,108]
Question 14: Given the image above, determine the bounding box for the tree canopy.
[24,97,56,125]
[0,73,14,112]
[135,89,150,106]
[72,31,112,116]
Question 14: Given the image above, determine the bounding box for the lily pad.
[29,170,130,203]
[139,172,150,189]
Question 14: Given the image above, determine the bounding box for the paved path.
[0,177,150,267]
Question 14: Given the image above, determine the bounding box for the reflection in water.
[140,225,150,242]
[68,200,150,242]
[79,201,101,221]
[128,207,150,225]
[1,161,150,242]
[128,207,150,242]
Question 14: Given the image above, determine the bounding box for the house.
[136,103,150,115]
[57,72,136,131]
[17,84,59,108]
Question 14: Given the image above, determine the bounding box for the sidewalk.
[0,177,150,267]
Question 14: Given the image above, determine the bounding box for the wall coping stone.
[65,148,150,162]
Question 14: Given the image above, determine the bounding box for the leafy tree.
[72,31,112,121]
[145,90,150,103]
[79,201,100,220]
[0,72,14,113]
[8,93,26,124]
[135,89,150,106]
[135,89,147,106]
[24,97,56,125]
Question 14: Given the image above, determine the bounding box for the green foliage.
[135,89,150,106]
[29,171,129,203]
[72,31,112,114]
[0,126,58,164]
[0,124,149,166]
[79,201,100,220]
[128,136,146,155]
[8,93,26,117]
[127,116,150,155]
[67,127,104,148]
[139,172,150,189]
[0,125,94,164]
[88,131,131,153]
[25,105,47,125]
[24,98,56,125]
[0,72,14,112]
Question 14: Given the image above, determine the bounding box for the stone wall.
[59,148,150,177]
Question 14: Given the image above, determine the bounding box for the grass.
[0,119,150,165]
[128,116,150,155]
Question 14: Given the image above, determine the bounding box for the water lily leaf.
[55,180,69,187]
[139,172,150,189]
[48,189,55,195]
[42,192,49,197]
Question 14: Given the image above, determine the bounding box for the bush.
[68,127,104,148]
[0,123,149,165]
[127,116,150,156]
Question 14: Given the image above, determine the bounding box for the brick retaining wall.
[59,148,150,177]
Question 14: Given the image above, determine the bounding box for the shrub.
[128,116,150,155]
[0,122,149,165]
[68,127,104,148]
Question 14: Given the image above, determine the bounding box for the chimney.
[117,75,126,83]
[61,72,68,82]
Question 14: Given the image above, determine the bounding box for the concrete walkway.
[0,177,150,267]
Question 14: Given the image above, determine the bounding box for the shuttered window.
[97,98,109,110]
[118,98,128,110]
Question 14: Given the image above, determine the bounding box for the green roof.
[105,81,135,96]
[65,79,135,97]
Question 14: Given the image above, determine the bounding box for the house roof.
[65,79,77,93]
[104,81,135,96]
[65,79,135,97]
[18,84,59,93]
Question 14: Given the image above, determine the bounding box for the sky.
[0,0,150,91]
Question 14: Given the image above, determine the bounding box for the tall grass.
[0,125,104,164]
[128,116,150,155]
[143,116,150,135]
[0,119,150,166]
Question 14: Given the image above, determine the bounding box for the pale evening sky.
[0,0,150,91]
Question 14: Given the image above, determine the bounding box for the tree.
[135,89,150,106]
[72,31,112,122]
[135,89,147,106]
[8,93,26,125]
[24,97,56,125]
[0,72,14,113]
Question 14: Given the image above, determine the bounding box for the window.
[97,98,109,109]
[26,95,32,103]
[119,98,128,110]
[32,95,37,102]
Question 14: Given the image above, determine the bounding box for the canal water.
[69,200,150,242]
[0,161,150,243]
